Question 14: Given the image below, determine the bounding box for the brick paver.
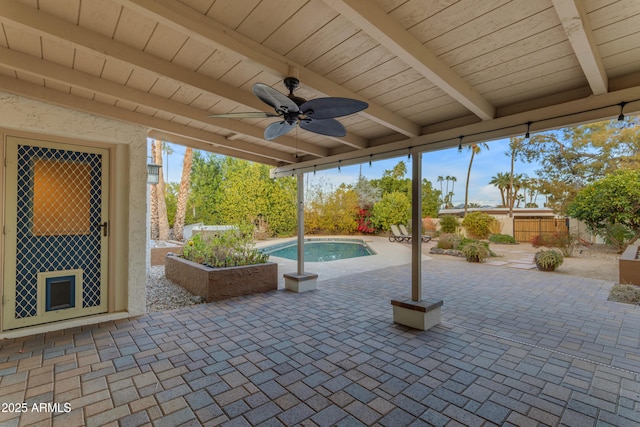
[1,256,639,425]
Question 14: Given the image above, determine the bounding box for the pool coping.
[255,235,430,288]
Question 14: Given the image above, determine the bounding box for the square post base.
[284,272,318,293]
[391,298,443,331]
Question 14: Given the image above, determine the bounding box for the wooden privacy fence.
[513,218,569,243]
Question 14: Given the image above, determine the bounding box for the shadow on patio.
[1,257,639,426]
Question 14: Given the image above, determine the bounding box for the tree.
[464,143,489,215]
[370,160,440,217]
[188,151,224,224]
[421,179,441,217]
[265,175,297,236]
[567,169,640,249]
[370,191,411,231]
[173,147,193,241]
[516,118,640,214]
[305,182,359,234]
[150,141,160,240]
[371,161,410,195]
[489,172,510,207]
[153,139,170,240]
[217,157,271,226]
[354,175,381,209]
[162,142,174,183]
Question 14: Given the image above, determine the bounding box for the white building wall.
[0,91,148,337]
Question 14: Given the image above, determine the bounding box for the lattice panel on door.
[15,144,103,319]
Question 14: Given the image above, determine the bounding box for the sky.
[156,137,542,207]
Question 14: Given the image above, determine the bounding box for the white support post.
[297,171,305,275]
[391,151,443,330]
[284,171,318,292]
[412,151,422,301]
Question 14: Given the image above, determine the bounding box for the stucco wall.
[0,91,148,334]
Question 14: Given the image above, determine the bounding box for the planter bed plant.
[165,226,277,302]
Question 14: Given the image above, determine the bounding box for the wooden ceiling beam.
[322,0,496,121]
[552,0,608,95]
[0,75,296,164]
[114,0,421,138]
[0,1,329,156]
[272,83,640,177]
[0,46,329,159]
[147,131,281,166]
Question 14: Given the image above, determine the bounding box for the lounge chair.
[389,224,410,242]
[399,224,432,243]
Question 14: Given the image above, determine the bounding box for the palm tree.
[162,142,174,183]
[447,176,457,208]
[507,173,526,211]
[153,139,170,241]
[489,172,511,207]
[449,176,457,196]
[173,147,193,241]
[464,143,489,215]
[437,176,445,208]
[150,141,159,240]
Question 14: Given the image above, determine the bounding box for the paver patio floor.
[1,257,639,426]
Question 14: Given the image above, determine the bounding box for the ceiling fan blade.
[253,83,300,114]
[208,111,279,118]
[300,97,368,119]
[300,118,346,137]
[264,121,296,140]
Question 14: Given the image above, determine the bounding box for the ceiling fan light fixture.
[209,78,368,140]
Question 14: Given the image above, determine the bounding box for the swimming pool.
[260,238,375,262]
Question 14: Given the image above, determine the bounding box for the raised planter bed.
[165,254,277,302]
[619,244,640,286]
[150,240,183,266]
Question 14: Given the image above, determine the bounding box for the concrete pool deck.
[256,236,429,287]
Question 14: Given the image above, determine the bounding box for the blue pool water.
[260,238,375,262]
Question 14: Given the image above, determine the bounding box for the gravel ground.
[146,265,204,312]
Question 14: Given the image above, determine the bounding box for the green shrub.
[609,284,640,305]
[370,191,411,231]
[437,233,461,249]
[461,212,497,239]
[458,238,495,256]
[422,217,438,232]
[534,249,563,270]
[602,223,634,251]
[439,215,460,233]
[530,232,577,257]
[461,242,490,262]
[183,226,269,268]
[489,234,516,244]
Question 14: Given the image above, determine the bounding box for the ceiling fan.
[208,77,368,140]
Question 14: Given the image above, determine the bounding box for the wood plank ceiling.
[1,0,639,176]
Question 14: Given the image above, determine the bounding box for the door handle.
[99,221,109,237]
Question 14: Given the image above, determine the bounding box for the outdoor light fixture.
[147,162,161,184]
[525,121,531,139]
[618,102,626,121]
[458,136,463,152]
